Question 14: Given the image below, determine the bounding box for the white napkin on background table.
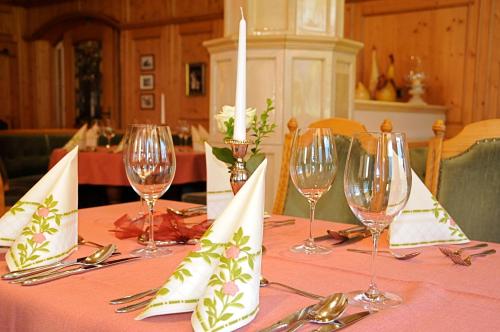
[136,160,267,332]
[191,125,205,152]
[389,169,470,248]
[113,135,126,153]
[198,124,209,141]
[85,123,99,151]
[63,124,87,151]
[0,147,79,271]
[205,142,233,220]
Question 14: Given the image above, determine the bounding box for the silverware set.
[314,225,370,245]
[439,243,496,266]
[1,244,140,285]
[166,205,207,217]
[347,248,421,260]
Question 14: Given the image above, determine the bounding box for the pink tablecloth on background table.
[1,200,500,331]
[49,147,206,186]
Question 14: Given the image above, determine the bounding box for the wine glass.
[124,124,176,258]
[344,132,412,310]
[289,127,338,254]
[100,117,115,149]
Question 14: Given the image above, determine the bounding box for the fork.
[347,248,420,260]
[449,249,496,266]
[439,243,488,257]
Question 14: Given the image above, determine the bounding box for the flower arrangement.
[213,98,276,174]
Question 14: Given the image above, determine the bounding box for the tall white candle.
[160,93,166,124]
[233,7,246,141]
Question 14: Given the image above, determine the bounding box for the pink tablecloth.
[1,200,500,331]
[49,148,206,186]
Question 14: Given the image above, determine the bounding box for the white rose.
[214,105,256,134]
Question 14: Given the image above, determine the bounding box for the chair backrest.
[273,117,382,224]
[0,175,4,216]
[425,119,500,242]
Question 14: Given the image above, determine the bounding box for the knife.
[312,311,371,332]
[21,256,140,286]
[2,251,120,280]
[258,304,315,332]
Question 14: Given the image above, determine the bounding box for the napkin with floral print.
[136,160,267,332]
[0,147,78,271]
[63,123,87,151]
[389,169,469,248]
[205,142,233,220]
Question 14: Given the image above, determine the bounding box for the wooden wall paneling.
[77,0,126,23]
[345,0,482,138]
[32,40,54,128]
[127,0,169,24]
[25,1,79,37]
[172,0,224,19]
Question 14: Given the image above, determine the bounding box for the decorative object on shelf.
[140,94,154,110]
[139,74,154,90]
[407,55,427,105]
[355,82,370,100]
[375,74,397,102]
[369,46,380,99]
[185,63,205,96]
[140,54,154,71]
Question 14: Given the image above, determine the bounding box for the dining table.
[49,147,206,186]
[1,200,499,331]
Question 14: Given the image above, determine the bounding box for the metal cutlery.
[258,304,316,332]
[439,243,488,257]
[449,249,496,266]
[347,248,421,260]
[78,235,105,248]
[3,244,117,281]
[110,287,160,305]
[314,226,370,244]
[312,311,371,332]
[167,206,206,217]
[264,219,295,229]
[20,256,140,286]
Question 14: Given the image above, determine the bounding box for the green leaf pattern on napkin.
[401,196,466,238]
[9,195,77,269]
[197,227,261,331]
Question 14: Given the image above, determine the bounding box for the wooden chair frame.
[272,117,392,215]
[425,119,500,195]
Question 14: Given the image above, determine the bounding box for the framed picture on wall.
[185,63,205,96]
[140,74,154,90]
[140,54,154,71]
[140,94,154,110]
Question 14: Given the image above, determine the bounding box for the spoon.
[78,235,104,248]
[347,248,420,260]
[439,243,488,257]
[449,249,496,266]
[111,276,323,313]
[286,293,348,332]
[7,244,116,283]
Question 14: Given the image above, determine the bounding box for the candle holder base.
[225,139,252,194]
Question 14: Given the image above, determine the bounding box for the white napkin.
[0,147,79,271]
[205,142,233,220]
[63,124,87,151]
[389,169,470,248]
[136,160,267,332]
[85,123,99,151]
[191,126,205,152]
[198,124,210,141]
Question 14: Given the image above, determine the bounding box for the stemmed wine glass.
[100,117,115,149]
[344,132,412,310]
[289,128,338,254]
[124,124,176,258]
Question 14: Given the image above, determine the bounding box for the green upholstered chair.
[273,117,378,224]
[425,119,500,243]
[409,143,428,182]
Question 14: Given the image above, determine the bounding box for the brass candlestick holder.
[225,138,251,194]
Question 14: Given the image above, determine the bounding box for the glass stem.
[146,199,157,252]
[308,200,317,244]
[366,229,381,299]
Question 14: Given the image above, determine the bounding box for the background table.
[1,200,499,331]
[49,147,206,186]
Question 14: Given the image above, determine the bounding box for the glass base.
[290,240,331,255]
[131,246,172,258]
[347,289,402,311]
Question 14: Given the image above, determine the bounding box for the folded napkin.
[85,123,99,151]
[111,211,211,242]
[63,124,87,151]
[0,147,78,271]
[136,160,267,332]
[191,125,204,152]
[198,124,209,141]
[389,169,470,248]
[205,142,233,220]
